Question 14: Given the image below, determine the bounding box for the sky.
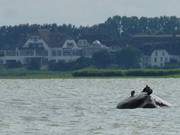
[0,0,180,26]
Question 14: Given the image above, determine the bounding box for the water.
[0,78,179,135]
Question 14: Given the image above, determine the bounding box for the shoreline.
[1,68,180,79]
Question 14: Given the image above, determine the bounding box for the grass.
[1,67,180,79]
[0,68,72,79]
[72,68,180,78]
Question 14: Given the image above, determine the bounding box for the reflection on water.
[0,79,179,135]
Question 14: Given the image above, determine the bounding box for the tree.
[48,60,79,71]
[115,47,142,68]
[75,57,92,69]
[26,58,41,70]
[5,60,22,68]
[92,50,112,68]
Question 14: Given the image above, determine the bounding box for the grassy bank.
[1,68,180,78]
[72,68,180,78]
[0,68,72,79]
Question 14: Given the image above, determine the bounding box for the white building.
[0,36,50,65]
[141,49,171,68]
[0,37,109,65]
[150,50,170,67]
[77,39,90,48]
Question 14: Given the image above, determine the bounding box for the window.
[72,49,82,56]
[52,50,57,56]
[165,58,168,62]
[57,50,62,56]
[154,57,157,62]
[63,48,72,56]
[6,50,16,56]
[36,50,48,56]
[160,57,163,61]
[19,50,34,56]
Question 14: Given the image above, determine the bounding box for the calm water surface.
[0,79,179,135]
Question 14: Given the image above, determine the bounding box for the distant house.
[49,39,82,62]
[150,50,170,67]
[78,39,109,57]
[140,49,180,68]
[0,36,109,65]
[0,36,50,65]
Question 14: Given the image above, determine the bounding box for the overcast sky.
[0,0,179,26]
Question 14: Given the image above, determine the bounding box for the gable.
[23,36,49,50]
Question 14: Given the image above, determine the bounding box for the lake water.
[0,79,179,135]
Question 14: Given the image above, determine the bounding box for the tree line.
[0,16,180,49]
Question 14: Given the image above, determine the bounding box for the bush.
[25,58,41,70]
[92,50,112,68]
[5,60,22,68]
[72,69,180,77]
[115,47,142,68]
[48,60,76,71]
[72,69,124,77]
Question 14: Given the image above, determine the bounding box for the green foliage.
[72,69,180,77]
[48,60,73,71]
[115,47,142,68]
[73,68,124,77]
[48,57,92,71]
[92,50,112,68]
[0,16,180,49]
[5,60,22,68]
[74,57,92,69]
[1,68,180,78]
[0,68,72,79]
[25,58,41,70]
